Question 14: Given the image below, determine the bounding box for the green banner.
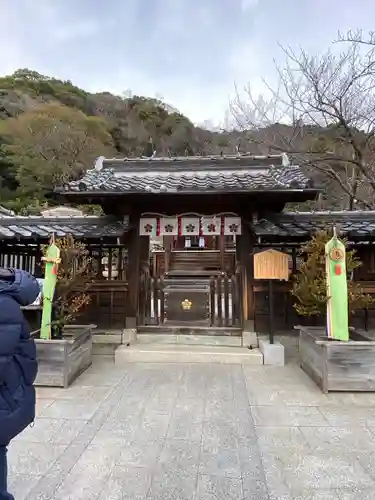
[40,239,61,340]
[325,229,349,341]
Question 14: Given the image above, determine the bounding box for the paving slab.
[4,351,375,499]
[115,344,263,364]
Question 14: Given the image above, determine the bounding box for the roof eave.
[53,187,320,197]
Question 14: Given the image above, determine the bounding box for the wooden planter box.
[33,325,96,388]
[297,325,375,393]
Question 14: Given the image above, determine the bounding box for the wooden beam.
[164,236,173,274]
[219,236,225,272]
[126,216,140,320]
[235,223,254,326]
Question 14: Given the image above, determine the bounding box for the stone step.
[137,325,242,336]
[115,344,263,365]
[163,277,211,283]
[163,280,211,290]
[137,334,242,347]
[165,270,224,277]
[92,331,123,355]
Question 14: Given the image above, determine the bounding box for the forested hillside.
[0,69,245,214]
[0,68,368,214]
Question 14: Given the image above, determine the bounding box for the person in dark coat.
[0,268,40,500]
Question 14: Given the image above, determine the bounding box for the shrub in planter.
[291,230,372,320]
[34,235,96,388]
[41,235,94,338]
[291,230,375,392]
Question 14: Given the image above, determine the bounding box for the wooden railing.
[138,276,164,326]
[252,279,375,333]
[252,280,375,294]
[170,250,235,273]
[150,250,236,277]
[209,273,242,327]
[73,280,130,330]
[138,273,242,327]
[0,247,39,275]
[0,245,129,281]
[151,251,165,277]
[23,280,130,331]
[89,246,128,280]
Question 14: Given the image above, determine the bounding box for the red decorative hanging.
[156,217,161,236]
[334,264,342,276]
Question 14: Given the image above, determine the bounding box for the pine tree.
[291,230,373,317]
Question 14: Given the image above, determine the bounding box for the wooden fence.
[209,274,242,327]
[253,281,375,333]
[0,245,40,275]
[0,244,129,280]
[0,245,130,331]
[74,281,130,329]
[138,273,242,327]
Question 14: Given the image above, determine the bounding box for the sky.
[1,0,374,126]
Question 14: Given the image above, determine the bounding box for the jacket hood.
[0,269,40,306]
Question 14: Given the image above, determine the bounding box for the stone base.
[122,328,137,345]
[137,334,242,347]
[92,331,122,355]
[259,339,285,366]
[242,331,258,348]
[115,344,263,365]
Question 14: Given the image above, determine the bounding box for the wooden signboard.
[254,249,289,281]
[253,249,290,345]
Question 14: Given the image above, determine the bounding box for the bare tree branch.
[337,29,375,47]
[231,39,375,210]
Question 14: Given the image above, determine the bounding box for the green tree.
[0,102,116,201]
[291,230,373,316]
[0,69,90,111]
[0,143,17,193]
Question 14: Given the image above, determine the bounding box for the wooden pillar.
[248,235,255,325]
[34,245,44,278]
[235,222,254,329]
[164,236,173,274]
[126,220,139,325]
[126,215,149,326]
[219,235,225,272]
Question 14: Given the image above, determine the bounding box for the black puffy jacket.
[0,269,40,445]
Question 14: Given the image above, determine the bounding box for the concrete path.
[7,356,375,499]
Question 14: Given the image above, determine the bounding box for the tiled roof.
[254,211,375,240]
[55,154,316,194]
[0,216,128,240]
[0,205,15,216]
[2,210,374,242]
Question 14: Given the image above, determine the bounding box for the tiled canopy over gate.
[1,153,375,242]
[0,212,375,241]
[54,154,315,194]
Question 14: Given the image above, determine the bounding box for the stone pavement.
[7,355,375,500]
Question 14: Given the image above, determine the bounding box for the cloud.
[1,0,375,124]
[48,19,102,43]
[0,0,262,122]
[21,2,105,44]
[0,1,104,74]
[0,4,37,74]
[240,0,259,11]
